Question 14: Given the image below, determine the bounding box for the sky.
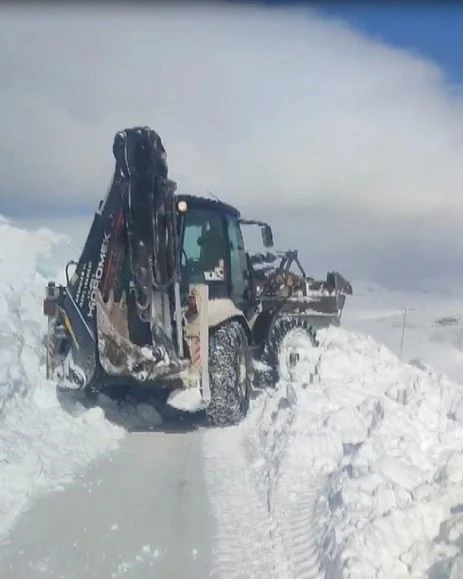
[1,2,463,289]
[319,4,463,86]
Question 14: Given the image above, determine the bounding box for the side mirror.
[261,224,274,248]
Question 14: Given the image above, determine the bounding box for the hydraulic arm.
[44,127,188,391]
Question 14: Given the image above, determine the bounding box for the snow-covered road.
[0,428,213,579]
[3,217,463,578]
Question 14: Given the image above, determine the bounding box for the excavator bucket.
[95,291,186,383]
[44,127,189,392]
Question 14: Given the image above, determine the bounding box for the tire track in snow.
[269,432,340,579]
[203,425,291,579]
[203,329,345,578]
[275,477,328,579]
[203,408,338,578]
[258,329,343,579]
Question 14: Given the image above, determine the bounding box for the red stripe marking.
[190,339,200,365]
[101,209,124,301]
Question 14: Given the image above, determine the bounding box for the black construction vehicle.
[43,126,352,426]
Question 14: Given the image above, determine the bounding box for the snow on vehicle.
[42,126,352,426]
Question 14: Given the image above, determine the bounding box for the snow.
[0,220,125,540]
[4,212,463,578]
[343,281,463,385]
[166,387,207,412]
[110,544,161,577]
[204,284,463,578]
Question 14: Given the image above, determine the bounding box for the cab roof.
[176,193,241,219]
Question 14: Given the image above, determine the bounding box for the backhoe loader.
[43,126,352,426]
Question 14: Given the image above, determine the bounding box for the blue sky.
[259,1,463,85]
[321,5,463,84]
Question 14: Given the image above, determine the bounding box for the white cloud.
[1,3,463,287]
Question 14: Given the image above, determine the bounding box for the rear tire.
[205,320,251,427]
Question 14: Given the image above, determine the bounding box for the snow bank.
[0,221,70,411]
[246,327,463,578]
[0,220,125,540]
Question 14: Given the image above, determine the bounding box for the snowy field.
[2,216,463,577]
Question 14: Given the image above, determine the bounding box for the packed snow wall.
[204,326,463,578]
[0,217,125,540]
[0,217,71,412]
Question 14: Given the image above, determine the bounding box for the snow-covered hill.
[2,217,463,577]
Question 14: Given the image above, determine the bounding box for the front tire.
[205,320,251,427]
[263,317,319,386]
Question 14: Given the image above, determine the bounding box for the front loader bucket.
[301,270,352,321]
[260,270,352,327]
[268,295,343,331]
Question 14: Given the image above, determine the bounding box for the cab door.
[226,214,250,311]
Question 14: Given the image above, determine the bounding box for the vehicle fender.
[207,298,251,339]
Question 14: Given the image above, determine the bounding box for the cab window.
[181,208,227,285]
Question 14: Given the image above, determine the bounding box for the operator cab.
[176,195,273,312]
